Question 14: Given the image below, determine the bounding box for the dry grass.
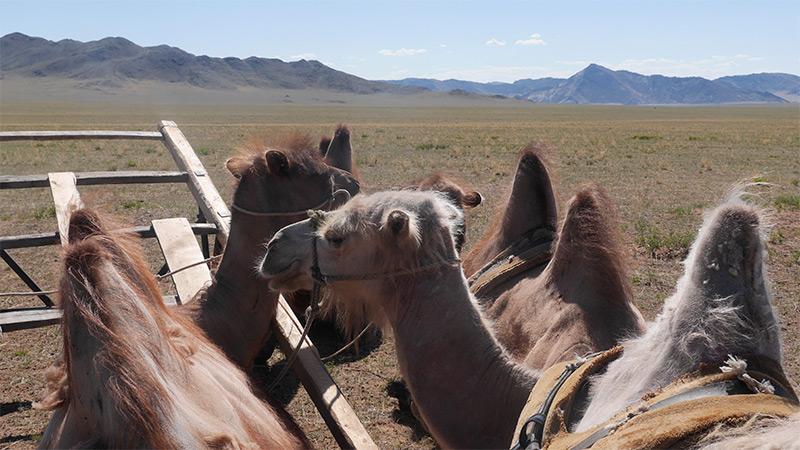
[1,102,799,448]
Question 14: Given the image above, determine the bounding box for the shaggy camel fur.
[259,191,539,448]
[180,126,359,369]
[36,209,303,449]
[465,146,645,369]
[570,192,799,448]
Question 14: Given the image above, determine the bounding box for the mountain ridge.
[390,63,797,104]
[2,32,797,104]
[0,32,418,94]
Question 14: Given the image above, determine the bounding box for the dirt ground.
[1,103,798,448]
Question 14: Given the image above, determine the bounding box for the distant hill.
[2,32,796,104]
[390,64,796,104]
[716,73,800,100]
[0,32,417,94]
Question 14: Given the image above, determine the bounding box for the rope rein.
[0,254,224,298]
[230,177,337,217]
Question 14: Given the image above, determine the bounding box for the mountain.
[389,64,793,104]
[0,32,417,94]
[387,77,564,97]
[2,33,795,104]
[716,73,800,100]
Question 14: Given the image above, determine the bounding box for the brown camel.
[464,145,645,369]
[36,209,303,449]
[180,126,359,369]
[259,190,539,448]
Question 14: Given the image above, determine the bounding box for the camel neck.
[390,266,537,449]
[195,211,291,367]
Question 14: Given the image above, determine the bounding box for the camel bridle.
[231,176,354,217]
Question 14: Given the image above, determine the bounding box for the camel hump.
[549,184,634,309]
[688,199,764,301]
[502,144,558,240]
[318,136,332,155]
[679,192,778,353]
[324,124,353,172]
[67,208,106,243]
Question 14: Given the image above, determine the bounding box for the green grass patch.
[635,218,694,259]
[197,147,212,155]
[774,194,800,210]
[32,205,56,220]
[631,135,661,141]
[770,230,786,245]
[14,350,28,357]
[752,176,767,183]
[415,143,449,151]
[121,199,145,210]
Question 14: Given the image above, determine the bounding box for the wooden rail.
[0,171,187,190]
[1,296,179,333]
[0,223,217,250]
[0,130,163,141]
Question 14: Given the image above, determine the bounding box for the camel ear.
[265,150,290,175]
[319,136,332,156]
[225,157,249,179]
[385,210,411,237]
[463,191,483,208]
[324,126,353,173]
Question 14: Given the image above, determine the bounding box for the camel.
[36,209,303,449]
[464,145,645,369]
[511,191,799,449]
[180,126,359,369]
[259,190,540,448]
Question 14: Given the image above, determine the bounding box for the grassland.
[1,101,799,448]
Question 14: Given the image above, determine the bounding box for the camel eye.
[327,235,345,247]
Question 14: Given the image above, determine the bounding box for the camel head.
[259,190,464,333]
[410,172,482,252]
[577,190,787,430]
[225,127,359,222]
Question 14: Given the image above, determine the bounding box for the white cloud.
[440,43,447,48]
[378,48,428,56]
[287,53,317,61]
[485,38,506,47]
[515,33,546,46]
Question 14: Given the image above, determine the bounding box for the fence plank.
[0,295,179,333]
[158,121,231,247]
[274,297,379,450]
[0,223,217,250]
[1,171,188,190]
[48,172,83,246]
[0,130,163,141]
[152,218,212,304]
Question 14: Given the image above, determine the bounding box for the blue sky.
[2,0,798,82]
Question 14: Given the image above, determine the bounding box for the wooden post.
[48,172,83,246]
[158,121,231,247]
[275,298,379,450]
[152,218,212,304]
